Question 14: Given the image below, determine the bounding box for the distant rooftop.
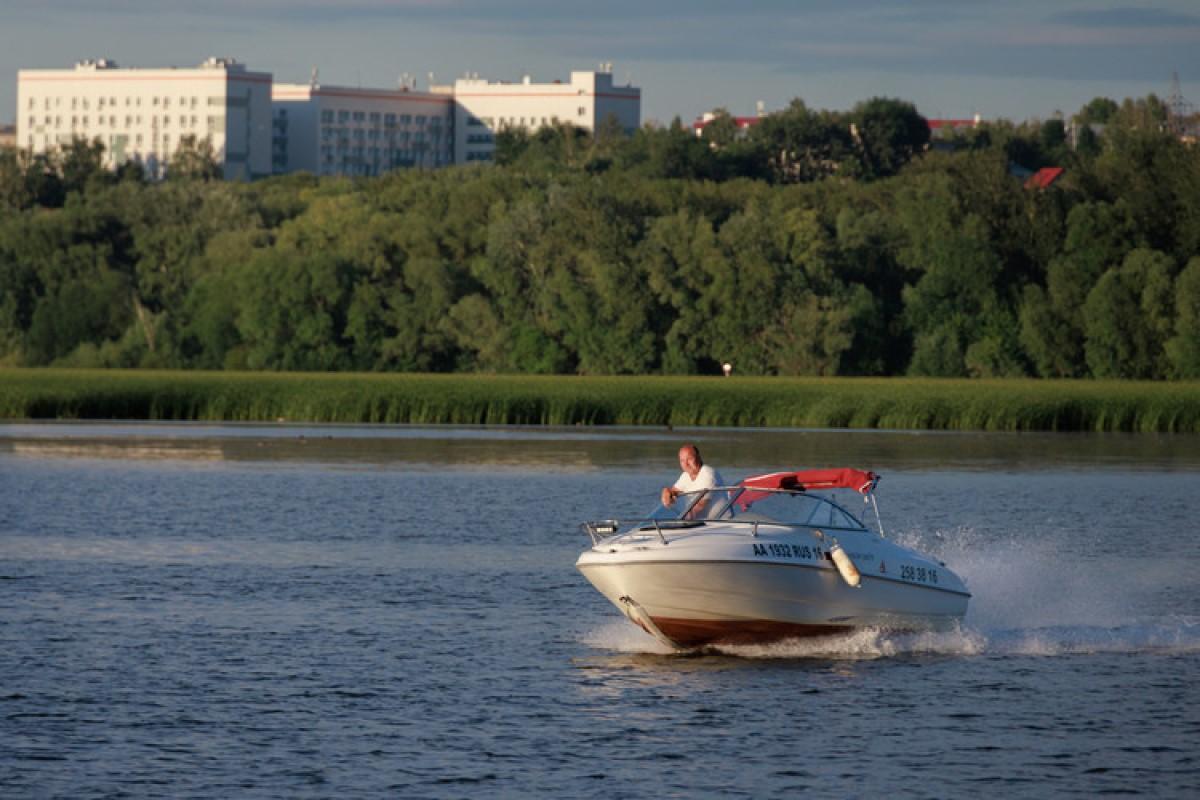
[1025,166,1065,190]
[68,57,245,72]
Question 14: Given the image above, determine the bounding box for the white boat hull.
[577,525,969,648]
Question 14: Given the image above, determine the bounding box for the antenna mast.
[1166,71,1194,137]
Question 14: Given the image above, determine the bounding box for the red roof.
[739,469,879,494]
[927,119,979,130]
[1024,167,1064,190]
[692,116,763,131]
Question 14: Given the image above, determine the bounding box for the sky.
[3,1,1199,125]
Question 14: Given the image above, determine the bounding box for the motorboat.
[576,468,970,649]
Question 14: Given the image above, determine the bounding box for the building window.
[321,110,334,123]
[578,107,586,116]
[353,111,365,122]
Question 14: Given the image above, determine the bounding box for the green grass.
[2,368,1199,433]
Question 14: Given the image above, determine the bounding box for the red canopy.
[739,469,879,494]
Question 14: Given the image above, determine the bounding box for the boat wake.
[581,617,1200,660]
[581,523,1200,659]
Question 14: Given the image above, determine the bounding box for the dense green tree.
[748,99,852,183]
[233,247,353,371]
[167,135,222,181]
[1083,248,1175,379]
[612,119,722,180]
[832,206,903,374]
[1165,257,1200,378]
[59,137,111,196]
[847,97,930,180]
[25,269,131,364]
[0,149,64,210]
[0,149,29,212]
[641,209,725,373]
[893,168,1013,376]
[1075,97,1119,125]
[1021,201,1134,377]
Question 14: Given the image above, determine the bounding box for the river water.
[1,423,1198,798]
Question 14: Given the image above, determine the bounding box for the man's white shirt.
[673,464,724,493]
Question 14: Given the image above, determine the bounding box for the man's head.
[678,443,703,478]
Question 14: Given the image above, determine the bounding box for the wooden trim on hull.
[651,616,856,648]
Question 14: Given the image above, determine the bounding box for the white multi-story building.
[16,58,271,179]
[13,61,642,177]
[443,67,641,163]
[271,81,453,177]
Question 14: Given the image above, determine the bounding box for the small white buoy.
[829,542,861,588]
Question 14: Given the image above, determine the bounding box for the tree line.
[1,95,1198,378]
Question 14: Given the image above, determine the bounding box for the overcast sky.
[3,1,1199,125]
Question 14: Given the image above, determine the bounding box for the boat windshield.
[649,487,866,529]
[711,488,865,529]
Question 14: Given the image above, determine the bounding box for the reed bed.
[1,369,1199,433]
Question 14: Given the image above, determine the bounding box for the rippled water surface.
[2,424,1199,798]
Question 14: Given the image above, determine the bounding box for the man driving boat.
[660,444,725,517]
